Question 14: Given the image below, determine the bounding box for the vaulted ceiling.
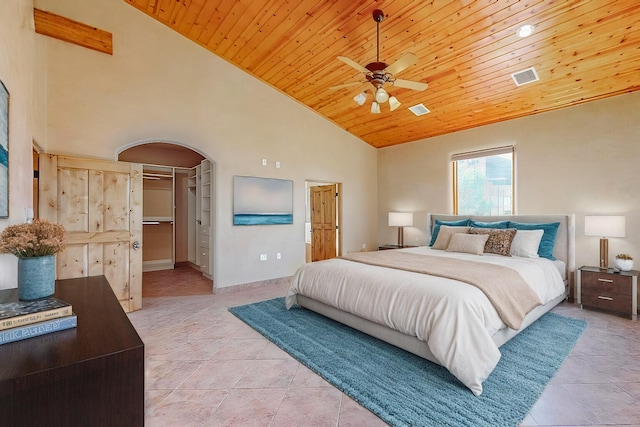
[124,0,640,148]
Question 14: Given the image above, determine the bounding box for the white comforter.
[285,246,565,395]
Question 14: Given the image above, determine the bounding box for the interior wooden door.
[38,154,143,312]
[310,184,337,262]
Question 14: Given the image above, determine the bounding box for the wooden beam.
[33,8,113,55]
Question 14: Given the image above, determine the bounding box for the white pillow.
[510,229,544,258]
[432,225,471,250]
[446,233,489,255]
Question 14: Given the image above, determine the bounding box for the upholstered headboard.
[427,213,575,278]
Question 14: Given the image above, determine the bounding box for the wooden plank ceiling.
[124,0,640,148]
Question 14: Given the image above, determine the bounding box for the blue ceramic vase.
[18,255,56,300]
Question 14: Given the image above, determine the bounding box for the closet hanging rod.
[143,172,173,179]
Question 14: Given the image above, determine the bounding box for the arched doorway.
[117,141,216,297]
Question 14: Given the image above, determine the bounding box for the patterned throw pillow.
[468,228,517,256]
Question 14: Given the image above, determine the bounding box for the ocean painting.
[0,79,8,218]
[234,176,293,225]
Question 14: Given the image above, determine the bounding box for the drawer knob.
[597,278,614,283]
[597,296,613,301]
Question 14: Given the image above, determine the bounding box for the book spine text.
[0,315,77,345]
[0,306,73,331]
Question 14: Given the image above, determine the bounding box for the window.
[453,146,514,215]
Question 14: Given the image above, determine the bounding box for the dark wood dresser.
[0,276,144,426]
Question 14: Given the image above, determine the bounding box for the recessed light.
[516,24,535,38]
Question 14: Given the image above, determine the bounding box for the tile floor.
[128,272,640,427]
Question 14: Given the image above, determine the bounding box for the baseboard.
[143,259,174,272]
[215,276,292,294]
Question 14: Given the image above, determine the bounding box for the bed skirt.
[296,289,567,365]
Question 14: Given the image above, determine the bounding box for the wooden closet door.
[39,154,143,312]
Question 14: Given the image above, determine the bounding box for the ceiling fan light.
[375,87,389,103]
[389,96,401,111]
[353,91,367,106]
[371,102,381,114]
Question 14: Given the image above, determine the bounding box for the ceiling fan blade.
[384,52,418,75]
[329,81,363,90]
[337,56,370,74]
[392,78,428,91]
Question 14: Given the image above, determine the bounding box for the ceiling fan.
[330,9,428,113]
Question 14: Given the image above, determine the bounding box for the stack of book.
[0,297,77,345]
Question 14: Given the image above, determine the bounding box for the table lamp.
[584,215,625,269]
[388,212,413,247]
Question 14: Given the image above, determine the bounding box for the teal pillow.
[508,221,560,260]
[429,219,470,246]
[470,220,509,229]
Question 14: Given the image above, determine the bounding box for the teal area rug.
[229,298,587,427]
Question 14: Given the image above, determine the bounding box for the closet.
[142,165,176,271]
[142,160,213,277]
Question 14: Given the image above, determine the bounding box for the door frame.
[305,180,342,262]
[115,140,218,290]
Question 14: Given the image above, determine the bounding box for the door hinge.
[33,170,39,179]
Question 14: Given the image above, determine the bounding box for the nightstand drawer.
[581,289,631,314]
[581,271,632,296]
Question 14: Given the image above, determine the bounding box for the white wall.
[4,0,637,291]
[33,0,378,289]
[378,91,640,271]
[0,0,48,289]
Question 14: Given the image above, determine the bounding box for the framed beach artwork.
[233,176,293,225]
[0,79,8,218]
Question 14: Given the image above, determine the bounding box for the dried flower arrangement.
[0,219,67,258]
[615,253,633,260]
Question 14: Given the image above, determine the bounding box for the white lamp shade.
[584,215,625,238]
[353,91,367,106]
[375,87,389,103]
[388,96,401,111]
[371,101,381,114]
[388,212,413,227]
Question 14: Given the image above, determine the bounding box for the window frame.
[452,146,515,216]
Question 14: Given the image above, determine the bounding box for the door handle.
[132,241,141,250]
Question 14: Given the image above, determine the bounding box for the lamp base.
[397,227,404,247]
[599,237,608,270]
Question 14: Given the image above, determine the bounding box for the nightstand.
[378,244,416,250]
[576,266,638,320]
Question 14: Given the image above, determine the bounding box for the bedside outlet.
[276,252,281,259]
[260,254,267,261]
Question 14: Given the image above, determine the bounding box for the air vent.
[409,104,430,116]
[511,67,539,86]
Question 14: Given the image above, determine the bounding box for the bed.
[285,214,575,396]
